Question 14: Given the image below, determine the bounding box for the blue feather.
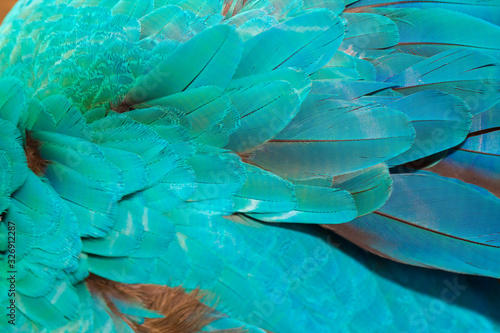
[340,13,399,59]
[331,163,392,216]
[386,49,500,115]
[390,8,500,59]
[226,80,301,152]
[0,77,26,125]
[382,90,472,166]
[234,10,345,77]
[428,109,500,198]
[331,171,500,278]
[247,184,357,223]
[234,163,296,213]
[346,0,500,26]
[125,24,243,104]
[248,97,415,179]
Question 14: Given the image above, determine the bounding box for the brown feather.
[85,274,246,333]
[24,130,49,175]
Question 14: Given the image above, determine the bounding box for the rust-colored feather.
[86,274,244,333]
[24,130,49,175]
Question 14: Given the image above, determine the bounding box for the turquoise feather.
[340,13,399,59]
[348,0,500,31]
[248,97,415,179]
[227,67,311,102]
[381,90,473,166]
[386,49,500,115]
[234,163,296,213]
[0,78,26,125]
[331,171,500,278]
[0,0,500,332]
[391,8,500,59]
[428,103,500,197]
[331,163,392,216]
[0,121,27,192]
[247,184,357,223]
[125,24,242,104]
[82,200,175,258]
[310,79,397,99]
[202,317,268,332]
[234,10,345,77]
[225,80,301,151]
[372,53,425,81]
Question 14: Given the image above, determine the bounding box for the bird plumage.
[0,0,499,332]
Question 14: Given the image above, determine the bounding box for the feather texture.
[1,0,500,332]
[248,97,415,179]
[329,171,500,278]
[386,49,500,115]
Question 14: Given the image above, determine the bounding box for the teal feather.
[90,114,178,187]
[268,0,303,18]
[301,0,344,15]
[16,280,80,330]
[125,24,242,104]
[353,56,376,80]
[340,13,399,59]
[390,8,500,59]
[371,53,425,81]
[225,80,301,152]
[331,163,392,216]
[156,0,224,17]
[0,121,27,193]
[382,90,472,166]
[201,317,268,332]
[386,49,500,115]
[0,222,7,252]
[346,0,500,25]
[8,173,81,273]
[139,162,197,213]
[332,171,500,278]
[138,6,197,41]
[310,80,397,99]
[247,184,357,223]
[29,131,122,238]
[100,147,148,195]
[112,0,153,18]
[35,95,86,136]
[233,11,277,41]
[248,97,415,179]
[428,105,500,197]
[121,106,182,126]
[1,1,500,332]
[86,255,158,283]
[227,67,311,102]
[470,103,500,132]
[0,77,26,125]
[234,10,345,77]
[68,254,91,285]
[311,51,377,80]
[139,86,236,145]
[234,163,296,213]
[148,125,195,157]
[188,149,246,201]
[33,132,123,188]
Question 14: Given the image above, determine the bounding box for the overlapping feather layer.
[0,0,499,332]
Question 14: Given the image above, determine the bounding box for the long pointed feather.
[125,25,242,104]
[248,97,415,179]
[330,171,500,278]
[234,10,345,77]
[386,49,500,114]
